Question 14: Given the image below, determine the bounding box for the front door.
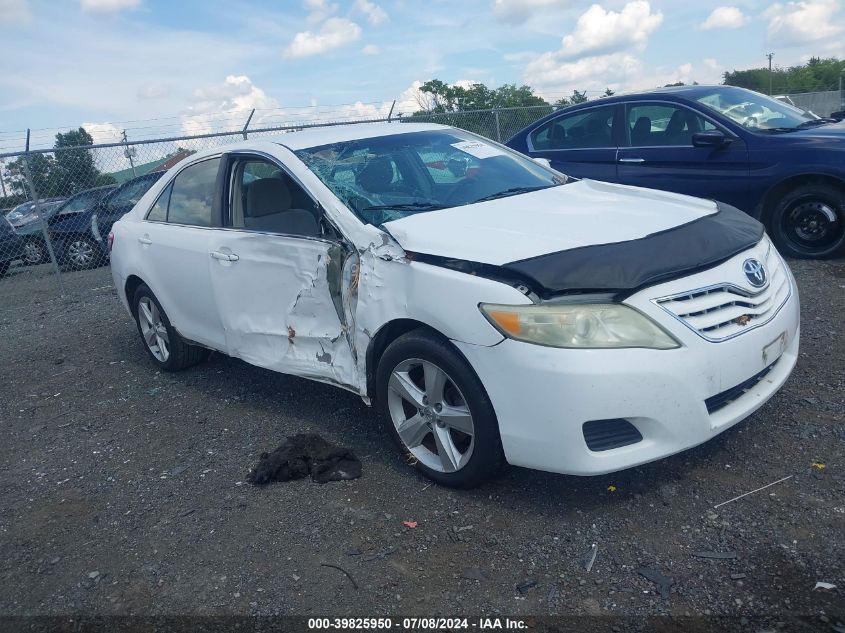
[615,102,749,208]
[207,154,358,389]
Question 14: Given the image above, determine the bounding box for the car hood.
[382,179,718,266]
[782,120,845,139]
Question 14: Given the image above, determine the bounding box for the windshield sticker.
[450,141,506,160]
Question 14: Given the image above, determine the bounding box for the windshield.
[295,129,564,225]
[695,86,816,131]
[59,189,105,214]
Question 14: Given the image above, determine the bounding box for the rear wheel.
[132,284,209,371]
[768,184,845,259]
[376,329,504,488]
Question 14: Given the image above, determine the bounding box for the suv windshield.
[695,86,818,131]
[295,129,564,225]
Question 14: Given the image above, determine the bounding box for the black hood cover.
[504,203,764,298]
[410,203,764,299]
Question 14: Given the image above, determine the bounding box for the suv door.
[525,104,620,181]
[206,152,357,387]
[138,157,227,351]
[615,101,750,207]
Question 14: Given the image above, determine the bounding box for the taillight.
[108,232,115,252]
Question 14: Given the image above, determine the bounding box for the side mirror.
[533,157,553,169]
[692,130,732,148]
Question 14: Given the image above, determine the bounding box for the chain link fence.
[0,105,556,310]
[787,89,844,117]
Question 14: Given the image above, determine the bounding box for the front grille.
[583,419,643,452]
[705,362,776,414]
[653,244,790,342]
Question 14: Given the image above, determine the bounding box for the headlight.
[91,213,101,241]
[480,302,680,349]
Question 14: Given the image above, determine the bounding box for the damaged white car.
[110,123,799,488]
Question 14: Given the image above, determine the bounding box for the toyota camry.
[108,122,799,487]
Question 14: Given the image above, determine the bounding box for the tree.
[554,89,589,107]
[5,127,108,200]
[415,79,548,113]
[723,57,845,94]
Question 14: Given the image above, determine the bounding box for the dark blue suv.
[506,85,845,259]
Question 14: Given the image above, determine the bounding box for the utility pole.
[122,130,137,178]
[766,52,775,95]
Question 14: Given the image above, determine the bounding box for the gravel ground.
[0,259,843,629]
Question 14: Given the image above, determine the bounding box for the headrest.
[247,178,292,217]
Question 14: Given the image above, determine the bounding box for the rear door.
[615,101,749,207]
[206,152,357,388]
[524,104,621,182]
[138,157,227,351]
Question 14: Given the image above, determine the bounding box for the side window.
[146,183,172,222]
[529,105,616,150]
[167,158,221,227]
[229,157,320,237]
[110,179,151,207]
[627,103,715,147]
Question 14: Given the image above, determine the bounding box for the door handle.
[138,237,152,245]
[211,251,239,262]
[618,157,645,164]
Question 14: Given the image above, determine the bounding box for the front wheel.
[768,184,845,259]
[132,284,209,371]
[23,239,47,265]
[376,329,504,488]
[64,236,101,270]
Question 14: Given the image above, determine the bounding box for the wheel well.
[761,174,845,226]
[124,275,145,314]
[365,319,448,400]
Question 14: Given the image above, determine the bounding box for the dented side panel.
[208,230,358,389]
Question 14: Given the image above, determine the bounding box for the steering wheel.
[444,178,479,205]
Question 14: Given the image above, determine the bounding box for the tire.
[768,183,845,259]
[376,328,505,488]
[132,283,209,371]
[23,239,47,265]
[64,235,101,270]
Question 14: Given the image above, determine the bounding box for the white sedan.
[109,122,799,488]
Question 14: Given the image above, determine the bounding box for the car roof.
[561,85,755,109]
[178,122,452,163]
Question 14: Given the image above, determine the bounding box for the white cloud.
[0,0,31,24]
[354,0,388,25]
[361,43,381,55]
[492,0,572,24]
[558,1,663,59]
[304,0,338,25]
[764,0,843,45]
[79,0,141,14]
[181,75,281,136]
[137,82,169,100]
[284,17,362,58]
[699,6,748,30]
[81,121,123,144]
[525,52,643,92]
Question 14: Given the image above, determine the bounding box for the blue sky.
[0,0,843,150]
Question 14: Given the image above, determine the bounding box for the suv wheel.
[769,184,845,259]
[376,329,504,488]
[132,284,209,371]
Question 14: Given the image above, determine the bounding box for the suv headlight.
[480,302,680,349]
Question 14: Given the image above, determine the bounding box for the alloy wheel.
[23,241,44,265]
[386,358,475,473]
[137,297,170,362]
[68,239,95,268]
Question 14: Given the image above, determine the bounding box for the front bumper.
[455,242,800,476]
